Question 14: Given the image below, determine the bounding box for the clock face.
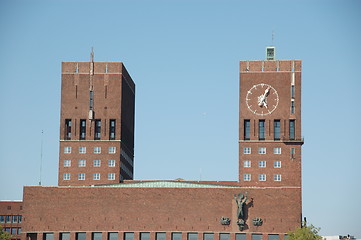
[246,83,279,116]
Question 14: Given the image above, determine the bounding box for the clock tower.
[239,49,303,188]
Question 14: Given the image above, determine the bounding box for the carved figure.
[220,217,231,225]
[234,193,248,219]
[252,217,263,226]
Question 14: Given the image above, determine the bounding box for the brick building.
[0,201,23,240]
[2,49,303,240]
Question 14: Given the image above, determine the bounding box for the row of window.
[0,215,22,223]
[244,160,281,168]
[243,174,282,182]
[63,173,116,181]
[64,160,116,167]
[37,232,282,240]
[244,119,295,140]
[65,119,116,140]
[64,146,116,154]
[243,147,295,155]
[3,227,21,235]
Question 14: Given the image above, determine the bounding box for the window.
[12,228,17,235]
[108,233,118,240]
[289,120,295,140]
[243,174,251,181]
[78,173,85,180]
[291,101,295,114]
[252,234,262,240]
[79,147,86,154]
[18,216,22,223]
[108,147,116,154]
[12,215,18,223]
[64,160,71,167]
[44,233,54,240]
[108,160,115,167]
[0,216,4,223]
[65,119,72,140]
[259,174,266,181]
[64,147,71,154]
[274,161,281,168]
[258,147,266,154]
[5,216,11,223]
[291,85,295,99]
[243,161,251,168]
[140,233,150,240]
[109,119,116,140]
[76,233,86,240]
[89,91,94,110]
[274,174,282,181]
[187,233,197,240]
[63,173,70,180]
[124,233,134,240]
[78,160,86,167]
[220,234,230,240]
[93,160,101,167]
[80,119,86,140]
[18,228,21,234]
[93,173,100,180]
[274,120,281,140]
[203,234,214,240]
[268,234,279,240]
[4,228,10,233]
[156,233,166,240]
[92,233,102,240]
[291,147,296,158]
[94,120,101,140]
[94,147,101,154]
[108,173,115,180]
[235,234,246,240]
[171,233,182,240]
[273,147,281,154]
[244,120,250,140]
[258,161,266,168]
[243,147,251,154]
[60,233,70,240]
[259,120,265,140]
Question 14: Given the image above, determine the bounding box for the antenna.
[272,30,275,45]
[90,47,94,62]
[39,130,44,186]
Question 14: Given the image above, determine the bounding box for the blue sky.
[0,0,360,237]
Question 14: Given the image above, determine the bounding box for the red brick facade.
[0,201,23,240]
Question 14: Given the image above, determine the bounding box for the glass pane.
[124,233,134,240]
[268,235,279,240]
[235,234,246,240]
[108,233,118,240]
[156,233,166,240]
[141,233,150,240]
[187,233,197,240]
[203,234,214,240]
[219,234,229,240]
[252,234,262,240]
[60,233,70,240]
[172,233,182,240]
[92,233,102,240]
[77,233,86,240]
[44,233,54,240]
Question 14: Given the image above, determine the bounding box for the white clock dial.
[246,83,279,116]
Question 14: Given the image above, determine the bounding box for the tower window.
[78,173,85,180]
[63,173,70,180]
[78,160,86,167]
[273,147,281,154]
[65,119,72,140]
[274,120,281,140]
[258,147,266,154]
[79,119,86,140]
[274,174,282,181]
[274,161,281,168]
[291,100,295,114]
[291,85,295,99]
[94,120,101,140]
[244,120,250,140]
[258,174,266,181]
[64,147,71,154]
[258,161,266,168]
[290,120,295,140]
[79,147,86,154]
[94,147,101,154]
[243,147,251,154]
[108,173,115,180]
[64,160,71,167]
[93,160,101,167]
[243,161,251,168]
[259,120,265,140]
[243,174,251,181]
[89,91,94,110]
[109,119,116,140]
[93,173,100,180]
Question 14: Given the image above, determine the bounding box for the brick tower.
[58,54,135,186]
[239,47,303,188]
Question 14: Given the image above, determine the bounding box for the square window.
[64,147,71,154]
[273,147,281,154]
[64,160,71,167]
[108,147,116,154]
[274,174,282,181]
[108,160,116,167]
[156,233,166,240]
[11,228,17,235]
[108,233,118,240]
[124,233,134,240]
[63,173,70,180]
[203,234,214,240]
[258,147,266,154]
[243,174,251,181]
[78,160,86,167]
[94,147,101,154]
[243,147,251,154]
[93,160,101,167]
[78,173,85,180]
[274,161,281,168]
[92,233,102,240]
[172,233,182,240]
[258,174,266,181]
[79,147,86,154]
[243,161,251,168]
[220,234,230,240]
[258,161,266,168]
[187,233,197,240]
[108,173,115,180]
[93,173,100,180]
[140,233,150,240]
